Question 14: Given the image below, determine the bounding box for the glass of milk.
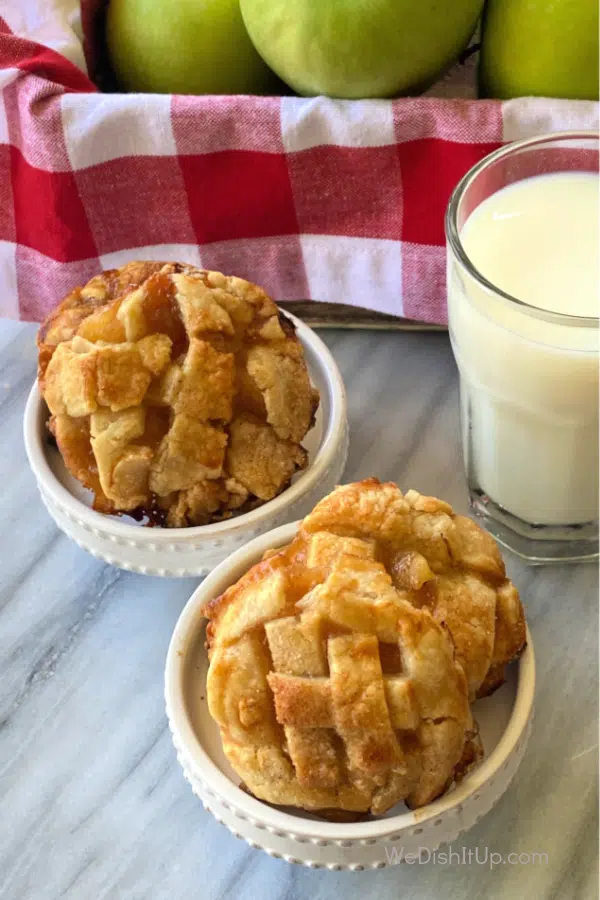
[446,132,599,563]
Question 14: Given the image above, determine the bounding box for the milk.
[448,172,599,526]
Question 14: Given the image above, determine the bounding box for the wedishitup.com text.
[384,845,549,868]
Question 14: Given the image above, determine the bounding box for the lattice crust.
[204,481,525,815]
[301,480,527,700]
[37,262,319,526]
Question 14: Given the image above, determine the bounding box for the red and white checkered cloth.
[1,1,598,324]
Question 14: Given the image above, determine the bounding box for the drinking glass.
[445,132,599,563]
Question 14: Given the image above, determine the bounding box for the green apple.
[480,0,599,100]
[239,0,485,99]
[106,0,276,95]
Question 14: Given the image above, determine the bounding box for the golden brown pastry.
[203,480,526,816]
[37,262,319,526]
[300,480,527,701]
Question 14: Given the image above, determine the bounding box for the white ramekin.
[23,313,348,577]
[165,522,535,870]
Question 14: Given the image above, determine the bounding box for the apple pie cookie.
[300,480,527,700]
[37,262,319,526]
[203,480,526,815]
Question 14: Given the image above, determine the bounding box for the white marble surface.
[1,320,597,900]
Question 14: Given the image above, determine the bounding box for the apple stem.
[459,42,481,65]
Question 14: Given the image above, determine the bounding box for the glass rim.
[445,130,600,329]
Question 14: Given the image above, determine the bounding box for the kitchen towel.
[1,0,597,323]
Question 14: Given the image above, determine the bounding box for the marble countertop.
[1,320,597,900]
